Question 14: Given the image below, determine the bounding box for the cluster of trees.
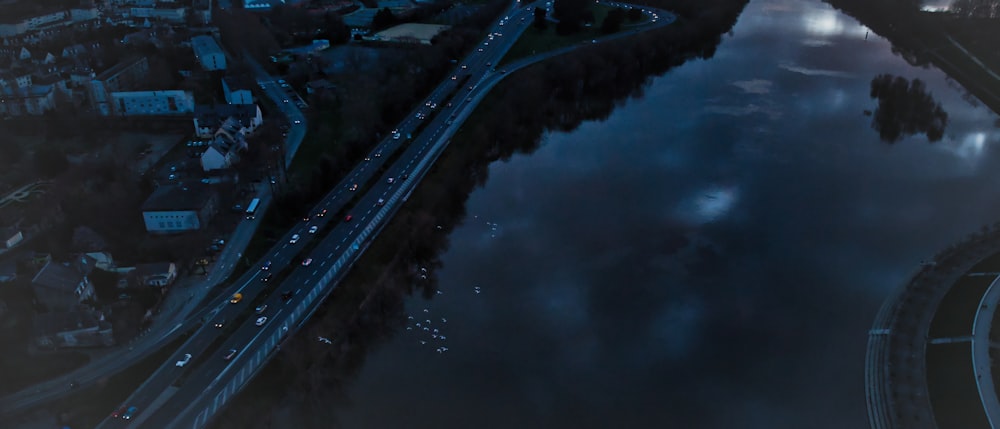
[553,0,596,34]
[869,73,949,143]
[217,4,355,65]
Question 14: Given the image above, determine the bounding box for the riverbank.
[824,0,1000,116]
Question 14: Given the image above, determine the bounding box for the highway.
[94,2,670,428]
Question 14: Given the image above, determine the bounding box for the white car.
[256,316,268,326]
[175,353,192,367]
[309,225,318,234]
[387,177,395,184]
[289,234,300,244]
[377,198,385,206]
[393,132,401,140]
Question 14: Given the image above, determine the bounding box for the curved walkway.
[972,274,1000,428]
[866,231,1000,429]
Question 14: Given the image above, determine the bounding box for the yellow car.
[230,293,242,304]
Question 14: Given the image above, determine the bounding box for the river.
[258,0,1000,427]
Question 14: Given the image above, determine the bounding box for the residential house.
[110,90,195,116]
[88,56,149,115]
[199,138,243,171]
[132,262,177,287]
[70,8,101,23]
[141,183,218,233]
[1,227,24,249]
[193,104,262,138]
[222,76,252,104]
[61,44,88,59]
[68,67,95,88]
[0,70,32,90]
[34,311,114,349]
[129,6,187,24]
[191,35,226,70]
[0,84,57,117]
[31,260,95,312]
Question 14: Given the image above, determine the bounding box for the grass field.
[925,342,990,429]
[928,275,994,338]
[501,4,639,65]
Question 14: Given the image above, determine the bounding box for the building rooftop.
[0,84,55,100]
[95,56,147,81]
[141,183,215,212]
[191,35,223,57]
[222,74,253,90]
[195,104,260,130]
[31,261,83,293]
[0,2,67,25]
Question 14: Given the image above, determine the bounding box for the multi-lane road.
[95,2,671,428]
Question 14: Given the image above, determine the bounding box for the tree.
[33,145,68,178]
[533,7,548,29]
[601,8,625,34]
[627,7,643,22]
[553,0,592,33]
[372,8,397,31]
[869,74,948,143]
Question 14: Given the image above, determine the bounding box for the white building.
[0,71,33,90]
[141,184,218,234]
[193,104,262,138]
[1,228,23,249]
[222,76,252,104]
[0,22,29,37]
[242,0,273,10]
[191,35,226,71]
[110,90,195,116]
[70,8,100,23]
[129,7,187,23]
[0,85,57,117]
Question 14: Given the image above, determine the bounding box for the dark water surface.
[309,0,1000,427]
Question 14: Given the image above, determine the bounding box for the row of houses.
[17,253,178,349]
[0,32,228,117]
[0,7,101,38]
